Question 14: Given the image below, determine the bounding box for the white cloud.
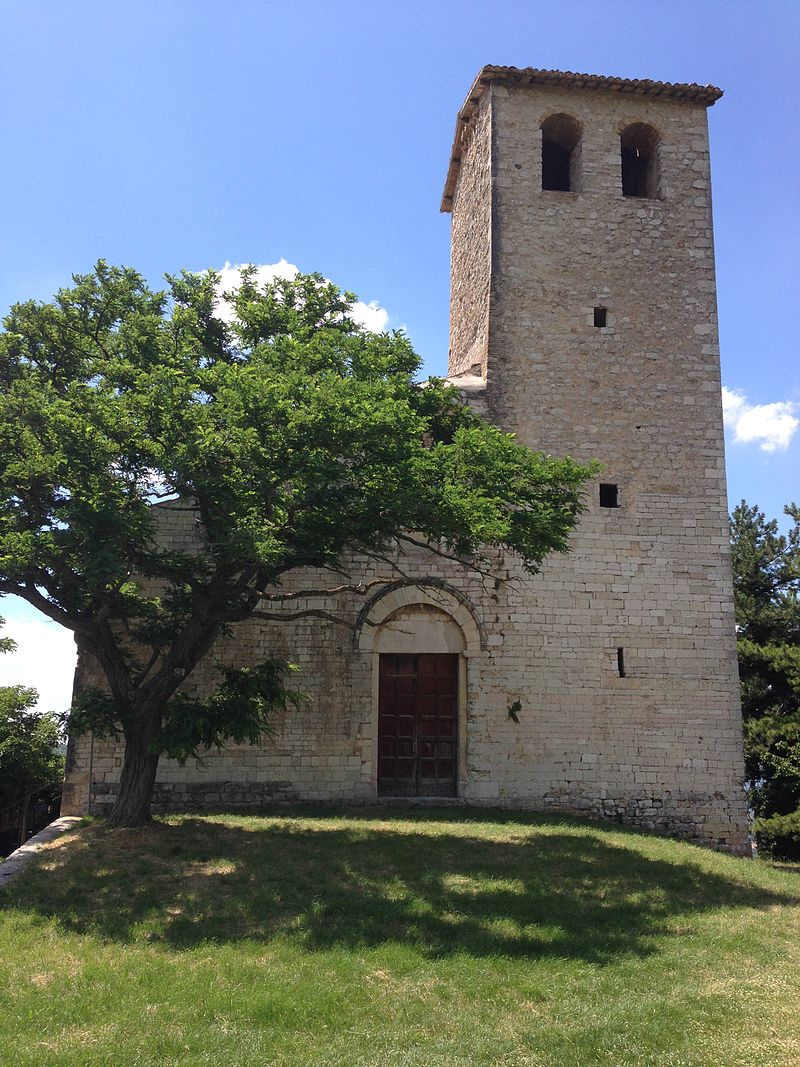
[214,261,389,333]
[0,616,76,716]
[351,299,390,333]
[721,386,799,453]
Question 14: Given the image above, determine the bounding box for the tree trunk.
[108,711,162,826]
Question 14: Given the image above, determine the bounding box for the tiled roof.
[441,65,723,212]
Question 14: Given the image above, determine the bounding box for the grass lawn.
[1,809,799,1066]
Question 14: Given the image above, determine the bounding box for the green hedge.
[754,809,800,860]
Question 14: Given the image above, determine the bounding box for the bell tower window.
[620,123,661,199]
[541,114,582,192]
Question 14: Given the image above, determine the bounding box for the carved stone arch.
[538,106,583,132]
[616,115,663,139]
[355,580,485,655]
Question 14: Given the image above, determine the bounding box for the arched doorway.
[355,584,484,798]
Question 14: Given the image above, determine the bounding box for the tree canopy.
[730,501,800,858]
[0,618,63,816]
[0,263,598,824]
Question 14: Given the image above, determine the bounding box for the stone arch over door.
[355,583,483,797]
[355,581,484,655]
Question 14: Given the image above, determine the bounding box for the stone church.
[63,66,750,852]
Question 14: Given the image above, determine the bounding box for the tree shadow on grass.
[4,813,797,965]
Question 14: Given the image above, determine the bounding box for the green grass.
[1,809,799,1066]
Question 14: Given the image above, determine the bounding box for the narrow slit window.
[599,483,619,508]
[617,647,626,677]
[593,307,607,328]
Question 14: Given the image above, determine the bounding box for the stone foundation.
[78,778,749,854]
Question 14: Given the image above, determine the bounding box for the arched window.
[620,123,661,199]
[541,114,582,192]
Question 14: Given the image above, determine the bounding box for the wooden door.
[378,653,458,796]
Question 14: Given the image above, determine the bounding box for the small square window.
[593,307,607,328]
[599,483,619,508]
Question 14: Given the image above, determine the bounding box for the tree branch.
[252,609,358,630]
[395,533,505,583]
[258,577,389,602]
[149,503,200,511]
[132,644,165,688]
[351,542,415,579]
[3,581,80,633]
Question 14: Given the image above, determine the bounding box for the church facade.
[63,67,750,852]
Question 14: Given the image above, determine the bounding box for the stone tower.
[441,66,749,849]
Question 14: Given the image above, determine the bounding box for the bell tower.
[442,67,750,851]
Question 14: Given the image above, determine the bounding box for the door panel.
[378,653,458,796]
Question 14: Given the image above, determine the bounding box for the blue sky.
[1,0,798,711]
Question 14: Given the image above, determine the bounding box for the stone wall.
[448,92,493,378]
[63,508,748,851]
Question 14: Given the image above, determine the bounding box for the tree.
[730,501,800,857]
[0,618,64,815]
[0,263,598,826]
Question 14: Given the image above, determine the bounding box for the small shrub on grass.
[754,808,800,860]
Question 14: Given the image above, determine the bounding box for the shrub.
[753,809,800,860]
